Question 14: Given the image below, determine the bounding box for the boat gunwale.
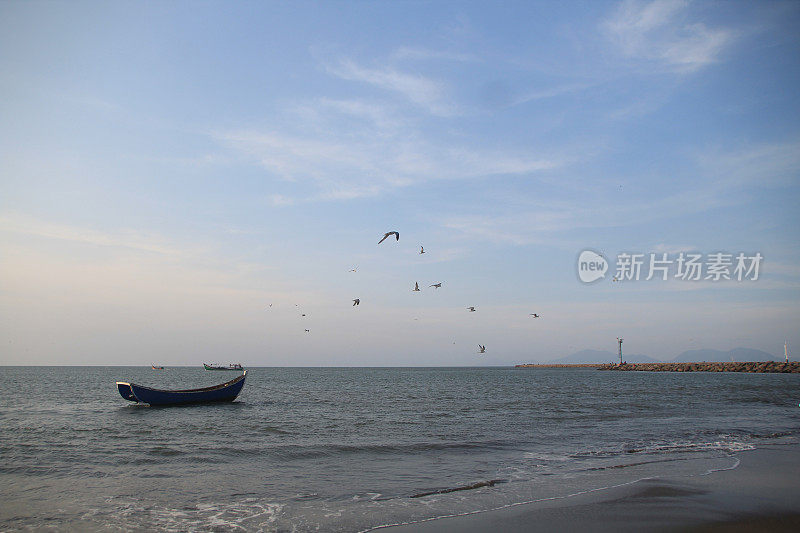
[124,371,246,395]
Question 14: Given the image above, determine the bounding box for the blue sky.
[1,0,799,365]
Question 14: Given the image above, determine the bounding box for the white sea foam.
[83,498,285,532]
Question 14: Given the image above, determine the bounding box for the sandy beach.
[384,444,800,532]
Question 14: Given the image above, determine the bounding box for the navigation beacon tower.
[617,337,623,365]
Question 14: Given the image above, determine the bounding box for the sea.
[1,366,798,532]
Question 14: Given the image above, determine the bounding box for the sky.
[1,0,799,366]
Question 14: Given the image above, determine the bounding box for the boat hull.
[117,382,137,401]
[116,372,246,406]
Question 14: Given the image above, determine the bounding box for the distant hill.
[549,350,662,364]
[671,348,779,363]
[549,350,614,363]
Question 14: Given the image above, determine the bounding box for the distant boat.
[151,364,164,370]
[116,372,246,406]
[203,363,243,371]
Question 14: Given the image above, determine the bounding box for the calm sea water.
[1,366,798,531]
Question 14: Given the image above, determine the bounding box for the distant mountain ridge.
[548,350,662,364]
[549,347,780,364]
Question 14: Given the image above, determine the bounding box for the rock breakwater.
[515,364,604,368]
[598,361,800,373]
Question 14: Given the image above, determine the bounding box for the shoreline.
[382,444,800,532]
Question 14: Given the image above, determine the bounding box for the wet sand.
[384,444,800,532]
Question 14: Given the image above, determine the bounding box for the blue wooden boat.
[116,371,246,406]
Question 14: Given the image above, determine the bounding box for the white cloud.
[215,111,560,203]
[510,83,592,107]
[603,0,734,73]
[0,213,183,256]
[325,58,458,116]
[438,135,800,248]
[440,185,736,247]
[697,140,800,188]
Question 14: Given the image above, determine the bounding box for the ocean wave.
[748,429,800,439]
[147,446,185,457]
[569,439,755,459]
[266,439,514,460]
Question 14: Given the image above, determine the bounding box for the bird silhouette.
[430,283,442,289]
[378,231,399,244]
[530,313,539,318]
[349,267,358,272]
[419,245,425,254]
[413,282,420,292]
[467,306,476,312]
[478,344,486,353]
[353,299,360,306]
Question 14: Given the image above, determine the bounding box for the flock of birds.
[268,231,541,355]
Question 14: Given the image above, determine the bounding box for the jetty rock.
[598,362,799,373]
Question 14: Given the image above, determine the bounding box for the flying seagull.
[378,231,399,244]
[413,282,420,292]
[304,329,310,333]
[478,344,486,354]
[353,299,360,306]
[430,283,442,289]
[349,267,358,272]
[530,313,539,318]
[467,306,476,312]
[419,245,425,254]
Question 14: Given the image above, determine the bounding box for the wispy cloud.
[440,185,737,247]
[325,58,458,116]
[602,0,735,73]
[0,214,293,299]
[0,213,183,256]
[697,140,800,188]
[510,83,592,107]
[439,135,800,247]
[215,104,560,203]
